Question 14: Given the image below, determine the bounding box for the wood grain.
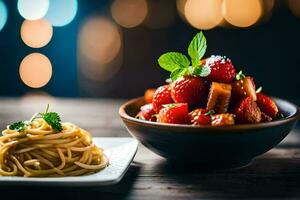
[0,97,299,199]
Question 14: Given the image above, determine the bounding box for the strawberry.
[232,76,257,102]
[137,103,156,121]
[152,85,173,112]
[256,93,279,119]
[189,108,211,125]
[171,76,206,106]
[205,55,236,83]
[144,88,156,104]
[211,113,235,126]
[158,103,189,124]
[234,97,261,124]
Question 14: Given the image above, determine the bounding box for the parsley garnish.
[9,121,27,132]
[8,104,63,133]
[158,32,209,81]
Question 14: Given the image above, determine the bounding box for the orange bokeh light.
[111,0,148,28]
[184,0,223,30]
[19,53,52,88]
[21,19,53,48]
[288,0,300,19]
[79,17,121,65]
[222,0,262,28]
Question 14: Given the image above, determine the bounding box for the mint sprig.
[8,104,63,133]
[188,31,207,67]
[158,31,209,81]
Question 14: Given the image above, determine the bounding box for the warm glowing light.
[18,0,49,20]
[176,0,187,20]
[79,17,121,65]
[45,0,78,27]
[288,0,300,19]
[111,0,148,28]
[184,0,223,30]
[21,19,53,48]
[222,0,262,28]
[78,17,122,81]
[19,53,52,88]
[0,1,8,32]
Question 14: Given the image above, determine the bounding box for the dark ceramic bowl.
[119,97,300,169]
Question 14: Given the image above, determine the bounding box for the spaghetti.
[0,118,108,177]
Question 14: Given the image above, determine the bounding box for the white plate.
[0,137,138,186]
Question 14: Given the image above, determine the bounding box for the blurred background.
[0,0,300,100]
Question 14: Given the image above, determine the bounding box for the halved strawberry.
[256,93,279,119]
[152,85,173,112]
[232,76,257,102]
[137,103,157,121]
[205,55,236,83]
[234,97,261,124]
[211,113,235,126]
[144,88,156,103]
[158,103,189,124]
[171,76,206,106]
[189,108,211,125]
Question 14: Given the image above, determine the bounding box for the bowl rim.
[119,96,300,131]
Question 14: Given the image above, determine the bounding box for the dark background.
[0,0,299,100]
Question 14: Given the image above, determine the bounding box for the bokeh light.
[78,17,122,81]
[288,0,300,19]
[21,19,53,48]
[19,53,52,88]
[0,1,8,32]
[184,0,223,30]
[176,0,187,21]
[222,0,262,28]
[18,0,49,20]
[111,0,148,28]
[45,0,78,27]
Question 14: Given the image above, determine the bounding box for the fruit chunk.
[234,97,262,124]
[232,76,257,102]
[206,82,232,113]
[137,103,156,121]
[211,113,235,126]
[171,76,207,106]
[256,93,279,119]
[152,85,173,112]
[205,55,236,83]
[158,103,189,124]
[189,108,211,125]
[144,88,156,103]
[261,112,272,122]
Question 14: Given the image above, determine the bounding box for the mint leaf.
[170,68,189,81]
[9,121,26,132]
[158,52,190,72]
[205,110,215,116]
[42,112,63,132]
[235,70,246,80]
[191,65,211,77]
[188,32,207,67]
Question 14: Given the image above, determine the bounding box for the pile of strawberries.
[137,32,281,126]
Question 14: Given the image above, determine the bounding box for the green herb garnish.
[9,121,27,132]
[8,104,62,133]
[158,32,209,81]
[235,70,246,81]
[205,110,215,116]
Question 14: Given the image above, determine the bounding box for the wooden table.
[0,97,300,199]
